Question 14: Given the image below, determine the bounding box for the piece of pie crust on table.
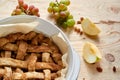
[0,0,120,80]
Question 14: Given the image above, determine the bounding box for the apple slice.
[82,42,102,63]
[81,18,101,36]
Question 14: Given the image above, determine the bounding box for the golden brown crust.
[42,52,50,62]
[16,41,28,60]
[43,69,51,80]
[0,31,64,80]
[6,32,23,42]
[0,51,5,57]
[27,53,37,71]
[50,44,60,53]
[35,62,62,71]
[2,43,18,51]
[12,72,44,79]
[15,68,23,73]
[0,68,5,77]
[18,31,37,40]
[0,58,62,71]
[0,58,28,69]
[27,45,51,53]
[0,38,9,48]
[4,51,11,58]
[31,35,39,45]
[31,33,45,45]
[4,67,12,80]
[52,53,62,64]
[0,68,59,80]
[51,73,59,79]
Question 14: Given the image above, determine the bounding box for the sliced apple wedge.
[81,18,101,36]
[82,42,102,63]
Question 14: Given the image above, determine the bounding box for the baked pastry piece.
[0,31,64,80]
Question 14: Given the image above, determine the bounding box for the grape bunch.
[47,0,75,28]
[11,0,40,17]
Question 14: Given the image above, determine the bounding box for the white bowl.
[0,15,80,80]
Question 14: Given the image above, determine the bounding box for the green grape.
[60,0,70,6]
[47,0,73,29]
[11,11,16,16]
[47,6,53,13]
[53,6,60,12]
[15,9,22,15]
[59,3,67,11]
[54,2,59,6]
[49,1,55,7]
[67,14,73,19]
[65,11,70,16]
[62,22,67,28]
[66,19,75,27]
[57,18,66,26]
[21,12,26,15]
[54,12,60,19]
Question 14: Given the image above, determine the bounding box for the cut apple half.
[82,42,102,63]
[81,18,101,36]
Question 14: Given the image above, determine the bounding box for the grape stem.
[55,0,59,4]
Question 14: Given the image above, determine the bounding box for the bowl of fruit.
[0,15,80,80]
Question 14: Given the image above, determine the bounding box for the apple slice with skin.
[81,18,101,36]
[82,42,102,63]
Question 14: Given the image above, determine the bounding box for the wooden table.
[0,0,120,80]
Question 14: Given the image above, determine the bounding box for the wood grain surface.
[0,0,120,80]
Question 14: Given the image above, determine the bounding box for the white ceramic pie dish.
[0,15,80,80]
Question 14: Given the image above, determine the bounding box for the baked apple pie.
[0,31,65,80]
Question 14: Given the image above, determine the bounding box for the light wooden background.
[0,0,120,80]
